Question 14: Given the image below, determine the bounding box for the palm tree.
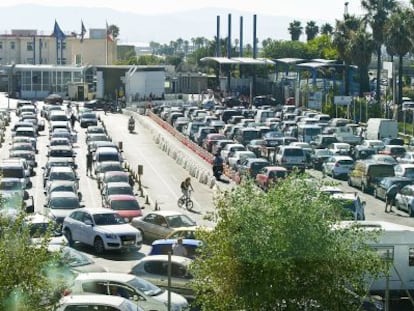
[362,0,397,102]
[333,14,363,95]
[176,38,184,52]
[384,8,414,118]
[305,21,319,41]
[183,40,189,56]
[262,38,272,48]
[288,20,303,41]
[320,23,334,35]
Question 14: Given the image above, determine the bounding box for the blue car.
[149,239,202,259]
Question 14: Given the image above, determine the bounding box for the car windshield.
[0,180,23,191]
[50,197,79,209]
[93,213,126,225]
[108,187,133,196]
[12,144,32,151]
[29,222,60,238]
[82,113,96,119]
[105,175,129,183]
[49,150,73,157]
[61,247,93,267]
[166,215,196,227]
[316,150,333,156]
[111,200,140,211]
[268,170,287,178]
[50,172,75,181]
[0,168,24,178]
[51,184,75,193]
[128,277,163,296]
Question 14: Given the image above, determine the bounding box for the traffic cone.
[154,201,159,211]
[145,195,150,205]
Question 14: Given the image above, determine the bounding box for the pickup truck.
[255,166,288,190]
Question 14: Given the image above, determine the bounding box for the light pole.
[344,2,349,16]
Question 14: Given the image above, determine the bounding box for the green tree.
[305,21,319,41]
[288,20,303,41]
[306,35,338,60]
[384,7,414,116]
[191,177,385,310]
[320,23,334,35]
[362,0,397,102]
[0,213,67,310]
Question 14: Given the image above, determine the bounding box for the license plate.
[123,240,135,245]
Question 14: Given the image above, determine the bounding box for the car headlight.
[105,233,117,239]
[124,217,130,222]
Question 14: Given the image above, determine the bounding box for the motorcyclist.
[212,153,224,180]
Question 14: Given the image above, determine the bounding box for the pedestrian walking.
[86,151,93,176]
[70,113,76,129]
[385,183,399,213]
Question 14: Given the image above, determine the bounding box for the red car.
[255,166,288,190]
[106,194,142,222]
[202,133,226,153]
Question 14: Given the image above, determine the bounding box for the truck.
[339,221,414,298]
[365,118,398,140]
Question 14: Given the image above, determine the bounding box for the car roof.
[152,239,202,246]
[75,272,135,283]
[82,208,118,214]
[59,294,129,307]
[105,182,132,188]
[331,156,353,161]
[50,191,78,198]
[263,166,288,171]
[331,192,359,201]
[104,171,129,177]
[108,194,137,201]
[147,210,189,217]
[50,166,75,172]
[138,254,193,265]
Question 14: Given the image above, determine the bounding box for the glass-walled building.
[2,64,87,99]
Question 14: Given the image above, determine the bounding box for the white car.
[328,142,351,155]
[360,139,385,152]
[62,208,142,254]
[57,294,143,311]
[71,272,188,311]
[322,155,354,179]
[24,213,67,246]
[227,150,256,169]
[394,164,414,179]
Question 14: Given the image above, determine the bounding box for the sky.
[0,0,379,19]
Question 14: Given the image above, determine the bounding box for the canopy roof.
[200,57,275,65]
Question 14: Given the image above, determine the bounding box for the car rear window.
[284,149,304,156]
[338,160,353,165]
[368,165,395,177]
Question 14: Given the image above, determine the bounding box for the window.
[26,58,33,64]
[10,41,15,50]
[27,42,33,51]
[144,261,168,275]
[374,246,394,261]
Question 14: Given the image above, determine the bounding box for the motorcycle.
[128,122,135,133]
[213,165,223,180]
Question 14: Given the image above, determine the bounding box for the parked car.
[237,158,270,178]
[129,255,194,300]
[322,156,354,179]
[397,152,414,164]
[149,238,202,259]
[348,160,395,193]
[56,294,143,311]
[274,146,306,172]
[106,194,142,222]
[394,164,414,179]
[131,211,196,242]
[373,176,412,201]
[379,145,406,159]
[62,208,142,254]
[255,166,288,190]
[44,191,83,225]
[80,112,98,128]
[395,185,414,216]
[367,154,398,166]
[101,182,135,207]
[228,150,256,170]
[328,142,351,156]
[71,272,188,311]
[310,149,334,170]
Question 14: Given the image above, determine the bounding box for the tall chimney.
[253,14,257,59]
[239,16,243,57]
[216,16,220,57]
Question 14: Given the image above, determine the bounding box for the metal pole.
[167,252,172,311]
[385,250,390,311]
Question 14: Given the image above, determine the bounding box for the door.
[77,85,84,101]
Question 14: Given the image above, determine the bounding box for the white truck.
[365,118,398,140]
[340,221,414,298]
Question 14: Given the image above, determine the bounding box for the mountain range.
[0,4,332,45]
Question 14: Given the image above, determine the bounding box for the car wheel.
[64,229,73,247]
[94,237,105,254]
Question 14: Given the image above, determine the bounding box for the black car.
[373,176,412,201]
[84,99,106,110]
[382,137,404,146]
[352,147,376,160]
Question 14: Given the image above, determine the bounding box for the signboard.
[334,96,352,106]
[308,91,322,109]
[383,61,393,79]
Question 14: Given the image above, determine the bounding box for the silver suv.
[274,146,306,172]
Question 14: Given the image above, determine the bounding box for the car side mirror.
[23,190,29,201]
[84,219,93,226]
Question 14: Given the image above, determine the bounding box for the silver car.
[131,211,196,242]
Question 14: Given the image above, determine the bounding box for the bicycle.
[177,190,194,211]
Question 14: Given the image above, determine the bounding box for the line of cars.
[18,102,192,311]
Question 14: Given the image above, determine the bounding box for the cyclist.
[180,177,194,202]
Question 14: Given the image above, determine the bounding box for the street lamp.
[344,2,349,16]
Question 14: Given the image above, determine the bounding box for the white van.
[365,118,398,140]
